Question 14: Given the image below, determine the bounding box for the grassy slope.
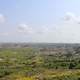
[0,48,80,80]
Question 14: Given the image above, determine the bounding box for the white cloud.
[64,12,80,24]
[36,26,49,34]
[0,32,9,36]
[64,12,75,21]
[0,14,5,24]
[0,31,17,36]
[1,12,80,43]
[17,24,34,34]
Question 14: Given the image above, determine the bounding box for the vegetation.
[0,43,80,79]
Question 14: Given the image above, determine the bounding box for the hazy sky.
[0,0,80,43]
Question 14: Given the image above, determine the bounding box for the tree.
[69,62,75,69]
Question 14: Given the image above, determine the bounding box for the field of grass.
[0,47,80,80]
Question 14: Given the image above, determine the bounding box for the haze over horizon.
[0,0,80,43]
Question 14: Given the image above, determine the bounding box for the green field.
[0,47,80,80]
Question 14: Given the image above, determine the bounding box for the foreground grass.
[0,69,80,80]
[0,48,80,80]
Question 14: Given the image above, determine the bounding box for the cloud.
[64,12,75,21]
[0,14,5,24]
[0,24,50,37]
[0,32,9,36]
[0,31,17,36]
[36,26,49,34]
[64,12,80,24]
[17,24,34,34]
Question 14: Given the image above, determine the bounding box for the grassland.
[0,44,80,80]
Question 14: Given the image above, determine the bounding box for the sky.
[0,0,80,43]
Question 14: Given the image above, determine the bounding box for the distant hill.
[0,43,80,48]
